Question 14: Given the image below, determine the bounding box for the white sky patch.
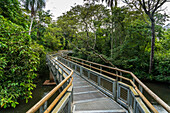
[45,0,84,20]
[45,0,170,25]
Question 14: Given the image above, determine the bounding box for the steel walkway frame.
[26,54,170,113]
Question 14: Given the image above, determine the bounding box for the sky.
[45,0,170,25]
[45,0,84,19]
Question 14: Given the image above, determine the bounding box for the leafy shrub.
[0,15,40,108]
[154,51,170,82]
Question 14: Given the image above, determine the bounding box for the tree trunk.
[29,16,34,35]
[111,22,113,58]
[149,18,155,73]
[93,31,97,49]
[115,0,117,7]
[111,7,114,58]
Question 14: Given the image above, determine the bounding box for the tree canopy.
[0,0,169,109]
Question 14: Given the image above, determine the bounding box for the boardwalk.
[72,73,126,113]
[27,54,170,113]
[55,57,126,112]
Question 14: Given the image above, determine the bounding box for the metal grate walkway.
[72,72,126,113]
[26,54,170,113]
[55,57,126,112]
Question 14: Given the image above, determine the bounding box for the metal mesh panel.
[120,87,128,101]
[65,61,68,65]
[136,106,142,113]
[66,61,69,66]
[129,93,134,110]
[83,69,88,77]
[90,73,97,83]
[72,64,75,70]
[58,102,68,113]
[67,62,70,67]
[139,109,142,113]
[100,78,113,93]
[61,59,64,63]
[77,66,80,73]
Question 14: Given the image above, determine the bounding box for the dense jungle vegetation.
[0,0,169,108]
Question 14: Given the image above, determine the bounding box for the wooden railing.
[26,55,73,113]
[27,53,170,113]
[63,56,170,113]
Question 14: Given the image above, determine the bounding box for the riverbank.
[0,77,56,113]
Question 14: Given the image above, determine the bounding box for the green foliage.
[0,15,40,108]
[42,24,62,50]
[154,54,170,82]
[57,3,169,82]
[0,0,168,109]
[0,0,58,109]
[0,0,29,28]
[153,29,170,82]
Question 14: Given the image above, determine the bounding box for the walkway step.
[73,98,126,113]
[72,72,126,113]
[73,86,97,93]
[73,91,105,102]
[73,110,126,113]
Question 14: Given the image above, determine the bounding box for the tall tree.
[100,0,118,58]
[85,0,118,58]
[101,0,117,7]
[124,0,167,73]
[23,0,45,35]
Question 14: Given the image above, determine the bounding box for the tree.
[0,15,41,108]
[100,0,118,58]
[0,0,28,27]
[84,0,118,7]
[124,0,167,73]
[55,2,168,82]
[23,0,45,35]
[57,3,117,67]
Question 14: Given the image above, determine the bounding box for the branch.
[77,36,116,67]
[139,0,150,15]
[152,0,167,15]
[65,36,116,67]
[148,0,151,12]
[89,46,116,67]
[88,23,97,49]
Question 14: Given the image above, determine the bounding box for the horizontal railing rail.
[63,56,170,113]
[26,54,73,113]
[58,56,151,113]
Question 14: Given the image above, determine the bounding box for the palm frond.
[23,0,46,15]
[101,0,115,7]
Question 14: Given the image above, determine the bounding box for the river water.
[143,82,170,113]
[0,77,56,113]
[0,79,169,113]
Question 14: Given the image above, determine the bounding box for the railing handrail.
[44,76,73,113]
[26,55,73,113]
[66,57,157,112]
[67,56,170,113]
